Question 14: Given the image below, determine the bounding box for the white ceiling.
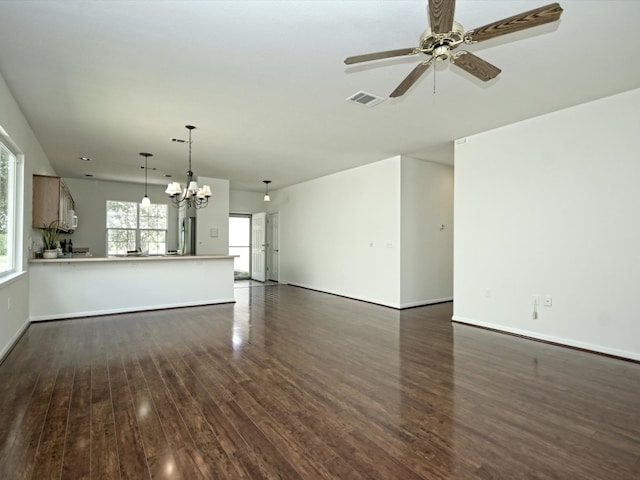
[0,1,638,192]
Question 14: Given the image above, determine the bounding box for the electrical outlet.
[544,295,553,307]
[485,288,492,298]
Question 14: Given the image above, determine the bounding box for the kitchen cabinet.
[32,174,76,232]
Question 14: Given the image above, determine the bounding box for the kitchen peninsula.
[29,254,235,321]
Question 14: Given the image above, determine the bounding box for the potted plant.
[41,221,61,258]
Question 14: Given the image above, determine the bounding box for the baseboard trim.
[29,298,236,322]
[451,316,640,363]
[289,284,452,310]
[399,297,453,309]
[0,319,30,366]
[289,284,399,309]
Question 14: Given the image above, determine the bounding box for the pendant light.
[165,125,212,209]
[263,180,271,202]
[140,152,152,206]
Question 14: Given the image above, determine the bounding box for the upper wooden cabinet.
[32,175,76,232]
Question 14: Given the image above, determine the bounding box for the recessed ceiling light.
[164,174,172,178]
[80,156,92,161]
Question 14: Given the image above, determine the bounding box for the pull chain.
[433,63,437,94]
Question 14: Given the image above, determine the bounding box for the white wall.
[400,157,454,307]
[0,72,56,359]
[194,176,230,254]
[230,189,264,214]
[63,176,230,257]
[454,88,640,361]
[63,178,180,257]
[269,157,402,307]
[29,257,235,320]
[267,155,454,308]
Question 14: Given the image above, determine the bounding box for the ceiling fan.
[344,1,563,97]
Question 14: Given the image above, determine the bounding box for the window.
[106,200,168,255]
[0,139,19,278]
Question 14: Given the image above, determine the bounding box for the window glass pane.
[140,230,166,255]
[229,216,250,246]
[140,203,168,229]
[0,143,16,276]
[107,229,136,255]
[106,200,138,228]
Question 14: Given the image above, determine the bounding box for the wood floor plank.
[113,409,150,480]
[145,450,181,480]
[124,357,171,461]
[238,373,369,480]
[105,355,149,478]
[167,355,259,478]
[1,286,639,479]
[90,400,119,480]
[219,399,303,480]
[136,352,215,478]
[136,355,194,449]
[30,366,75,479]
[230,385,336,479]
[147,349,233,479]
[60,413,91,479]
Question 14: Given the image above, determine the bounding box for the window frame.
[0,131,23,281]
[106,200,168,256]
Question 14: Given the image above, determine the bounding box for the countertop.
[30,254,236,263]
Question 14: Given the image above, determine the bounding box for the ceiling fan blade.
[344,47,418,65]
[466,3,563,43]
[451,52,501,81]
[390,61,433,98]
[429,0,456,34]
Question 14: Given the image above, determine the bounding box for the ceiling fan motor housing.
[419,21,464,59]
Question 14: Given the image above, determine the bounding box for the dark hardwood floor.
[0,285,639,479]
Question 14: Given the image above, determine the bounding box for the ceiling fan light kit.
[345,1,563,97]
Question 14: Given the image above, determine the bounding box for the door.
[251,212,266,281]
[267,212,279,281]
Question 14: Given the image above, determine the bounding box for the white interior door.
[267,212,279,281]
[251,212,266,281]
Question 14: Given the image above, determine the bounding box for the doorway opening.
[229,214,251,280]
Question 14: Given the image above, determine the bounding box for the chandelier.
[165,125,212,209]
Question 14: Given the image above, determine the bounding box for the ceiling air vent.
[346,91,384,107]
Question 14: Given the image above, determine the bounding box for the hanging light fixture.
[140,152,152,206]
[165,125,212,209]
[263,180,271,202]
